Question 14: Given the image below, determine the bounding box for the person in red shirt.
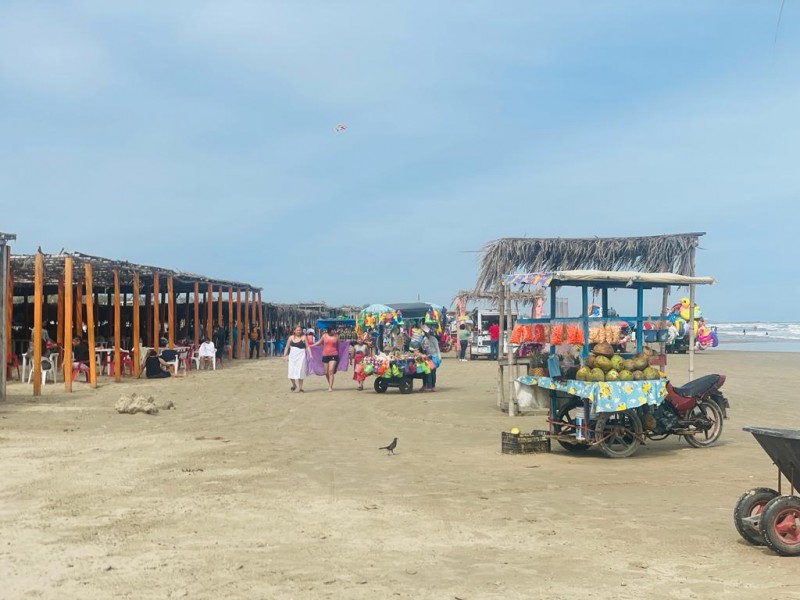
[488,322,500,360]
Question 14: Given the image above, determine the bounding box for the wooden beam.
[206,284,212,339]
[236,288,242,359]
[227,287,233,360]
[167,275,175,349]
[216,286,223,332]
[75,278,83,339]
[132,272,140,377]
[244,291,250,355]
[183,292,190,337]
[114,270,121,383]
[32,252,43,396]
[153,272,160,352]
[85,264,97,388]
[56,278,64,349]
[64,257,73,392]
[144,289,152,347]
[1,244,9,399]
[193,282,199,348]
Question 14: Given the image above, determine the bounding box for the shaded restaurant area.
[5,250,263,396]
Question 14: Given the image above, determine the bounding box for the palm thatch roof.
[454,288,545,305]
[476,233,705,291]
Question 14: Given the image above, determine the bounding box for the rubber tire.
[761,495,800,556]
[399,378,413,394]
[595,409,642,458]
[733,487,779,546]
[374,378,388,393]
[553,398,590,453]
[684,400,724,448]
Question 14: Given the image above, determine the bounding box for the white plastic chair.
[26,355,58,385]
[192,350,215,371]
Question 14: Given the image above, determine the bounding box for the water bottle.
[575,412,585,441]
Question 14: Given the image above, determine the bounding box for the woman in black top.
[145,350,171,379]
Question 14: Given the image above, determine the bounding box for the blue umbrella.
[361,303,393,314]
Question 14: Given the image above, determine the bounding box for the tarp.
[502,270,715,287]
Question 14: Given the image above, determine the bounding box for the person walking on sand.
[313,326,340,392]
[283,325,311,392]
[458,323,470,362]
[352,332,371,391]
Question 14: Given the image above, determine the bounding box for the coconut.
[584,354,597,368]
[632,354,649,371]
[594,356,612,372]
[593,342,614,358]
[642,366,660,380]
[610,355,625,372]
[623,359,635,372]
[590,368,605,382]
[606,369,620,381]
[632,370,644,381]
[575,366,591,381]
[618,369,633,381]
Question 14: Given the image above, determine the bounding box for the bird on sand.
[379,437,398,455]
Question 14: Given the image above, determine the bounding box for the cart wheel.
[553,398,590,453]
[594,409,642,458]
[733,487,779,546]
[684,400,724,448]
[374,378,388,393]
[761,496,800,556]
[398,378,413,394]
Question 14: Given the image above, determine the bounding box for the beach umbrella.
[362,304,393,315]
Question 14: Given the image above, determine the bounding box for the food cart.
[508,270,715,458]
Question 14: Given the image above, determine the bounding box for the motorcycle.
[553,373,729,455]
[643,373,729,447]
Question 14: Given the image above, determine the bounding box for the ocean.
[711,322,800,353]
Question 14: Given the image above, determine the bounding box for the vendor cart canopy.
[502,270,715,288]
[383,302,443,319]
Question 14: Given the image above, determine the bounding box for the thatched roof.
[476,233,705,291]
[454,288,545,304]
[10,251,261,294]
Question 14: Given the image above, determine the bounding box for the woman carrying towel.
[283,325,311,392]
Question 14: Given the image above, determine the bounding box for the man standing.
[488,321,500,360]
[249,323,261,359]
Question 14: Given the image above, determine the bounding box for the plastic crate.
[501,430,551,454]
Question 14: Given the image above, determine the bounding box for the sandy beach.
[2,350,799,599]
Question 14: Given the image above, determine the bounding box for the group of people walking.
[284,324,442,393]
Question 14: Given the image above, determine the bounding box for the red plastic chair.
[71,361,91,382]
[107,351,134,377]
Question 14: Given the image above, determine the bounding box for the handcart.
[733,427,800,556]
[373,374,415,394]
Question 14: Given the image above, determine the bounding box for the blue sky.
[2,1,798,321]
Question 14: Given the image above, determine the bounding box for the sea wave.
[711,322,800,342]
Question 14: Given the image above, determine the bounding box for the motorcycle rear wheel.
[684,400,724,448]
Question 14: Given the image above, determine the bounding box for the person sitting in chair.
[198,338,216,369]
[71,337,90,381]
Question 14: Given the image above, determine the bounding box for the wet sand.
[2,350,799,599]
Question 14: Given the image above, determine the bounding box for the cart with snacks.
[508,270,715,458]
[733,427,800,556]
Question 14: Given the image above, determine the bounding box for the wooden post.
[244,291,250,357]
[75,278,83,339]
[167,275,175,349]
[227,287,233,360]
[193,282,199,348]
[114,270,121,382]
[144,289,152,347]
[132,272,140,377]
[1,243,10,399]
[153,272,160,352]
[496,284,505,410]
[206,284,213,339]
[64,257,73,392]
[183,292,190,338]
[85,264,97,387]
[56,278,65,349]
[236,288,242,359]
[32,252,43,396]
[216,286,223,331]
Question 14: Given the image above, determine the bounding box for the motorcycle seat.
[671,374,721,398]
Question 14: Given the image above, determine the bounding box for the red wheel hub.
[773,509,800,544]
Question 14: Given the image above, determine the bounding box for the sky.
[2,1,799,322]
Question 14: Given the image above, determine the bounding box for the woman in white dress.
[283,325,311,392]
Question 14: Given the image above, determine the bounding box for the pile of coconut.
[575,343,662,382]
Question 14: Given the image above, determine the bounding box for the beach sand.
[1,350,799,599]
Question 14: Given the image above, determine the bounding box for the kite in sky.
[334,124,347,132]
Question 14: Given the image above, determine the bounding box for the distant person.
[352,332,371,391]
[306,328,317,346]
[488,321,499,360]
[213,325,227,359]
[313,327,340,392]
[458,324,470,362]
[198,338,216,369]
[284,325,310,392]
[71,337,90,381]
[145,349,172,379]
[743,328,746,336]
[249,323,261,359]
[421,325,441,392]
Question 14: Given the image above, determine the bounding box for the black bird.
[379,437,398,455]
